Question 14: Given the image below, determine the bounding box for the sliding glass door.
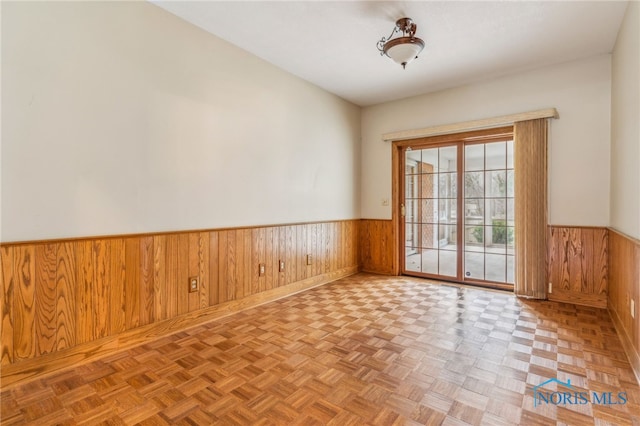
[401,131,515,288]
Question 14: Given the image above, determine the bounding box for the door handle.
[401,204,406,217]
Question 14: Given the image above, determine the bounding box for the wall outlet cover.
[189,276,199,293]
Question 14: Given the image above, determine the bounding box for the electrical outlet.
[279,260,285,272]
[259,263,266,277]
[548,282,552,294]
[189,276,199,293]
[306,254,312,265]
[631,299,636,319]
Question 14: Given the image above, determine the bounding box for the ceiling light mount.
[377,17,425,69]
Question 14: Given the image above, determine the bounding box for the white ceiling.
[151,1,628,106]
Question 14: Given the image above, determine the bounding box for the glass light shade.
[384,37,425,67]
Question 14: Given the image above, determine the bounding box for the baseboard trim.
[609,305,640,385]
[0,266,358,389]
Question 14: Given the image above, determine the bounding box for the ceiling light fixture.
[376,17,425,69]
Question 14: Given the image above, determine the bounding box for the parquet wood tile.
[2,273,640,425]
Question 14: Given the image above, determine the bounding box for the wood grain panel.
[76,241,95,345]
[0,219,360,383]
[241,229,252,298]
[567,228,583,293]
[222,229,251,302]
[343,220,350,269]
[124,238,140,331]
[139,237,154,325]
[286,226,296,288]
[324,222,332,274]
[209,232,219,307]
[1,246,15,365]
[359,220,395,275]
[593,228,608,297]
[110,239,126,334]
[165,235,178,319]
[307,224,314,277]
[152,236,167,322]
[327,222,337,273]
[35,244,57,356]
[197,232,210,311]
[218,230,230,304]
[176,234,190,316]
[265,227,276,292]
[93,240,110,340]
[231,229,243,300]
[349,220,358,266]
[547,226,608,308]
[324,223,332,275]
[321,223,330,274]
[347,221,354,267]
[311,223,318,277]
[14,246,36,360]
[232,229,245,300]
[298,224,306,281]
[277,226,286,288]
[337,221,345,270]
[188,233,201,312]
[55,243,76,351]
[608,228,640,382]
[252,228,265,295]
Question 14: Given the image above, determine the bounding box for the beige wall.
[3,1,632,242]
[611,1,640,240]
[1,1,361,242]
[361,55,612,227]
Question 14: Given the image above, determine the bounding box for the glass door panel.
[403,146,458,279]
[463,141,515,284]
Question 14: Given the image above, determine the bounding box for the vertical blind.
[514,118,548,298]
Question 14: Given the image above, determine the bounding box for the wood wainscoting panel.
[34,244,57,357]
[208,231,220,308]
[251,227,266,296]
[1,246,16,365]
[55,242,77,352]
[359,219,395,275]
[109,238,126,335]
[140,236,156,325]
[608,228,640,383]
[176,233,191,316]
[547,226,608,308]
[75,240,94,345]
[0,220,359,387]
[13,245,36,362]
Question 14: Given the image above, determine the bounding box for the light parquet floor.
[2,273,639,425]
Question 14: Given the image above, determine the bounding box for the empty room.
[1,1,639,425]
